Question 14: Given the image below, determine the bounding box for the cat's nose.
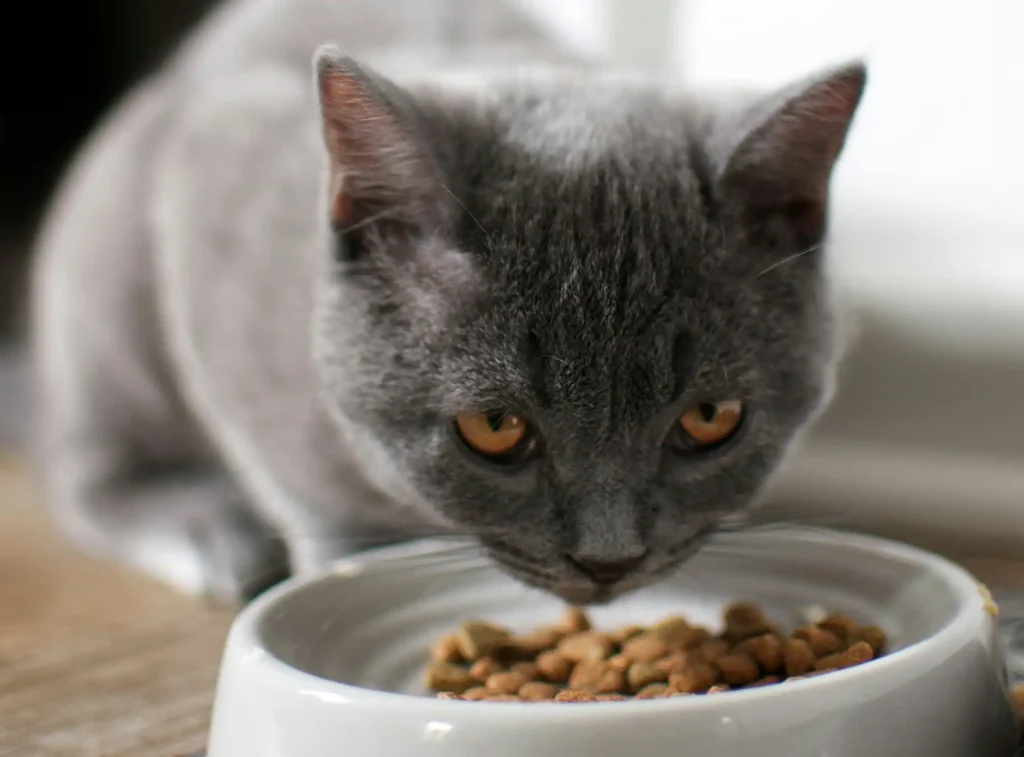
[566,552,647,584]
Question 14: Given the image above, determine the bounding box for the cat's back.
[168,0,563,83]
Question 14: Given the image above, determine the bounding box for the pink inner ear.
[319,70,388,228]
[735,68,865,209]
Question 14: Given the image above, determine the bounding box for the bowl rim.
[223,527,992,721]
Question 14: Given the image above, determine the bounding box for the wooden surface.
[0,456,233,757]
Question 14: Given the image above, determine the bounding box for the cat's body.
[32,0,866,604]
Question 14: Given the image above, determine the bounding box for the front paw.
[190,507,290,606]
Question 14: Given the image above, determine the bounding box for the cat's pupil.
[699,403,717,423]
[487,413,506,432]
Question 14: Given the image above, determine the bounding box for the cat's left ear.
[717,62,867,248]
[315,46,447,235]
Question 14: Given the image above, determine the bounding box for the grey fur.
[31,0,866,605]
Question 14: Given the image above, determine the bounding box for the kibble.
[814,640,875,672]
[635,682,671,699]
[519,681,559,701]
[568,660,626,694]
[738,634,784,674]
[431,634,463,663]
[456,621,510,660]
[561,607,593,633]
[669,663,719,694]
[485,670,531,695]
[428,603,887,702]
[621,633,668,663]
[793,625,843,657]
[425,661,474,694]
[557,632,613,663]
[468,657,503,683]
[554,689,596,702]
[783,637,817,677]
[535,650,572,683]
[626,662,667,693]
[714,652,761,686]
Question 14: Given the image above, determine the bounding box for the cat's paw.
[189,506,290,606]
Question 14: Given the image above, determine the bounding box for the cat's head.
[311,50,866,604]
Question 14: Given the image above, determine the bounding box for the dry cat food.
[426,603,887,702]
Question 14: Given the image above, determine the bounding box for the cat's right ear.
[715,62,867,251]
[314,46,447,239]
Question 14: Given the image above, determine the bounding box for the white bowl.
[206,528,1020,757]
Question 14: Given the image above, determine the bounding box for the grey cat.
[31,0,867,606]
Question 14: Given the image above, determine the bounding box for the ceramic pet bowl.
[206,528,1020,757]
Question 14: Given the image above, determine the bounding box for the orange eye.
[454,411,530,458]
[679,401,745,447]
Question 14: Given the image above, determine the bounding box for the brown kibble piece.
[431,635,463,663]
[536,650,572,683]
[674,626,712,651]
[690,639,730,664]
[706,684,730,694]
[783,638,816,677]
[627,662,668,693]
[511,662,539,680]
[607,654,631,672]
[557,632,613,662]
[651,616,690,647]
[519,681,559,701]
[714,653,761,686]
[724,601,766,627]
[436,691,463,700]
[669,663,719,694]
[554,690,597,702]
[621,633,668,663]
[739,634,784,673]
[486,671,530,695]
[569,660,626,694]
[744,675,783,688]
[793,625,842,657]
[462,686,489,701]
[814,640,874,672]
[655,652,690,676]
[506,628,564,658]
[561,607,593,633]
[856,626,887,655]
[635,683,671,699]
[722,603,775,644]
[609,625,646,645]
[485,694,521,702]
[456,621,510,661]
[425,662,474,694]
[818,613,860,641]
[596,693,628,701]
[469,657,503,683]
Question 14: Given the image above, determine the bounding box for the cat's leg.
[30,79,288,604]
[47,448,289,603]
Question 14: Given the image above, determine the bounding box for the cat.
[31,0,867,606]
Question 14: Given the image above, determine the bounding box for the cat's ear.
[315,47,446,235]
[718,62,867,248]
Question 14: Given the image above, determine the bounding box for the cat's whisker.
[442,185,496,253]
[336,205,408,237]
[755,243,821,278]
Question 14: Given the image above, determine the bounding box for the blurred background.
[1,0,1022,561]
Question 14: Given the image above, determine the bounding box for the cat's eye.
[454,411,531,461]
[677,400,745,449]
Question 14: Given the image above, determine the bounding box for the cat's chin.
[497,567,659,606]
